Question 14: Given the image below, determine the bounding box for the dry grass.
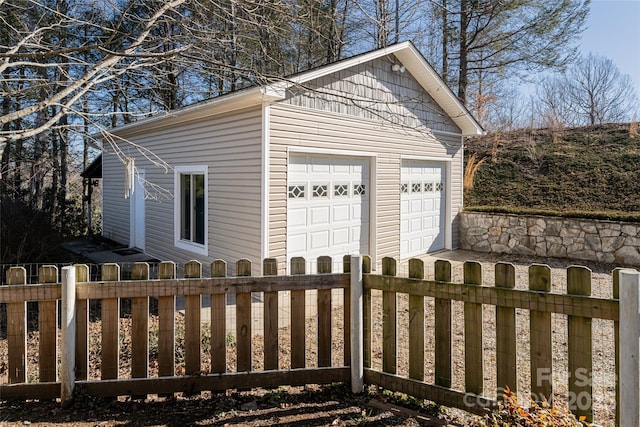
[463,153,487,190]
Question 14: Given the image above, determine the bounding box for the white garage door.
[400,160,446,258]
[287,154,369,271]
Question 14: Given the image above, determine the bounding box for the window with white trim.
[174,166,208,255]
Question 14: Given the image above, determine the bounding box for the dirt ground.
[0,384,478,426]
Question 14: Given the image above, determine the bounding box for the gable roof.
[111,41,484,137]
[286,41,484,136]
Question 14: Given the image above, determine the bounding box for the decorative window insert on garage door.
[400,160,446,258]
[286,153,370,272]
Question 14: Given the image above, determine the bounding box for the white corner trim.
[129,169,146,250]
[445,162,453,250]
[261,104,271,266]
[174,165,209,257]
[368,156,378,268]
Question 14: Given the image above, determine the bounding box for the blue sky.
[582,0,640,97]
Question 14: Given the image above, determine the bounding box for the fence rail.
[0,255,638,426]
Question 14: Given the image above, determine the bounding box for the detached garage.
[99,41,483,274]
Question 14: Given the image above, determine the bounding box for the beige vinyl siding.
[283,57,460,134]
[102,152,130,245]
[102,107,263,274]
[268,103,463,265]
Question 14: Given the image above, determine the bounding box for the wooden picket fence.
[0,255,637,426]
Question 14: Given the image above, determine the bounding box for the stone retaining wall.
[459,211,640,266]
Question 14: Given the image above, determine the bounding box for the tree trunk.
[58,115,68,233]
[441,0,448,83]
[376,0,390,48]
[327,0,339,62]
[457,0,469,103]
[50,112,60,225]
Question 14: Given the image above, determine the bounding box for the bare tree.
[535,76,573,128]
[0,0,188,145]
[566,53,639,125]
[482,86,528,131]
[535,53,639,126]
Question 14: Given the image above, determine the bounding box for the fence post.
[350,255,364,393]
[60,266,76,406]
[7,267,27,385]
[290,257,306,369]
[619,269,640,426]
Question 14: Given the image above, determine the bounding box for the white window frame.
[174,165,208,256]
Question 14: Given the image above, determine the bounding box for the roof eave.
[103,41,484,139]
[104,86,284,138]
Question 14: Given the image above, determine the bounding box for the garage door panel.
[350,226,362,241]
[422,217,433,229]
[401,240,409,254]
[311,163,330,174]
[289,234,307,253]
[410,237,421,252]
[401,160,446,258]
[310,206,330,225]
[333,228,350,245]
[333,163,350,174]
[288,154,370,272]
[411,201,424,214]
[310,230,330,250]
[333,204,350,222]
[352,204,362,220]
[401,200,409,214]
[289,157,308,171]
[288,207,308,227]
